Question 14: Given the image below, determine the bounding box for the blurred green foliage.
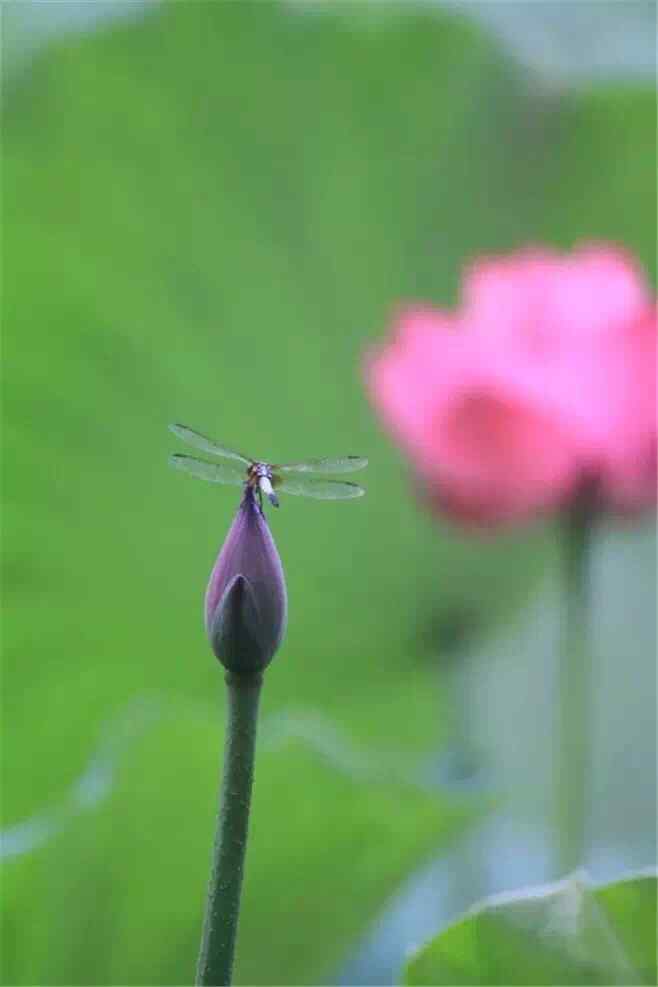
[405,870,658,985]
[2,2,654,985]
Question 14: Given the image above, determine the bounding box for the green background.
[2,2,655,984]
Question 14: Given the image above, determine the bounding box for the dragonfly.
[169,424,367,508]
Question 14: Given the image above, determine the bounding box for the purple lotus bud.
[205,488,287,675]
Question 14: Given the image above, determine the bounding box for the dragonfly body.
[249,462,279,508]
[169,424,367,508]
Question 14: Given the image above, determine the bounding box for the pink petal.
[364,242,656,527]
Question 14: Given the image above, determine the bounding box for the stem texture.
[196,672,263,986]
[556,503,592,875]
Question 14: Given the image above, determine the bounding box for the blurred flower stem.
[197,671,263,986]
[556,500,592,875]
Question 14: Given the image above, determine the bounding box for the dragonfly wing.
[169,454,246,487]
[274,476,365,500]
[276,455,368,474]
[169,424,251,465]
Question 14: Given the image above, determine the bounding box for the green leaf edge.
[404,867,658,986]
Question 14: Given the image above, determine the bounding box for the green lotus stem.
[556,501,592,875]
[196,672,263,986]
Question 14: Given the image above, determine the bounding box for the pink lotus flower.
[365,244,657,527]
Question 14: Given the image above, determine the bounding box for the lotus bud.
[205,488,287,675]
